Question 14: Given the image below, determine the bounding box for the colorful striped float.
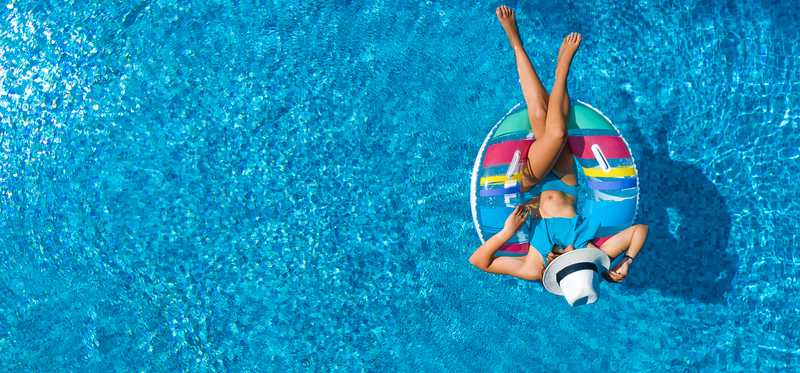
[470,101,639,256]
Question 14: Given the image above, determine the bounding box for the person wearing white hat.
[468,5,650,298]
[468,204,648,286]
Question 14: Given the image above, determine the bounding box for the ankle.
[510,39,524,50]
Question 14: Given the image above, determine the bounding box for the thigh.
[527,108,547,141]
[599,225,636,258]
[526,136,566,181]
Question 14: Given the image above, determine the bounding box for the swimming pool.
[1,0,798,370]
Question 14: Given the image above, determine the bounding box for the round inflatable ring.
[470,101,639,256]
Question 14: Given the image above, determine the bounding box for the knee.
[532,108,547,122]
[635,224,649,236]
[545,128,567,144]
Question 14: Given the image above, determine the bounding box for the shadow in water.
[623,118,736,303]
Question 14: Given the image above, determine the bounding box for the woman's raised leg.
[525,32,581,181]
[496,6,548,139]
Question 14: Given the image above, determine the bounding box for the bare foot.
[556,32,582,78]
[496,5,522,49]
[604,257,631,283]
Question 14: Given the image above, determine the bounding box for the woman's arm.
[468,228,515,269]
[484,248,544,281]
[599,224,649,282]
[468,207,544,281]
[598,224,648,259]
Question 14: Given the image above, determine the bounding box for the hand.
[604,256,633,283]
[502,206,530,235]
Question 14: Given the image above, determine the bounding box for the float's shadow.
[622,120,736,303]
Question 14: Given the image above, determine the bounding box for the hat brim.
[542,248,611,295]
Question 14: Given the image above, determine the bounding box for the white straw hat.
[542,248,611,306]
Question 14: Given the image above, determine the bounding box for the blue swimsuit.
[526,172,578,197]
[526,169,600,263]
[529,215,602,260]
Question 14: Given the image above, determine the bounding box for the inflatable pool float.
[470,101,639,256]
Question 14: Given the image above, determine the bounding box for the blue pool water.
[2,0,799,370]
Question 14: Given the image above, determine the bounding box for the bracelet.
[623,255,635,264]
